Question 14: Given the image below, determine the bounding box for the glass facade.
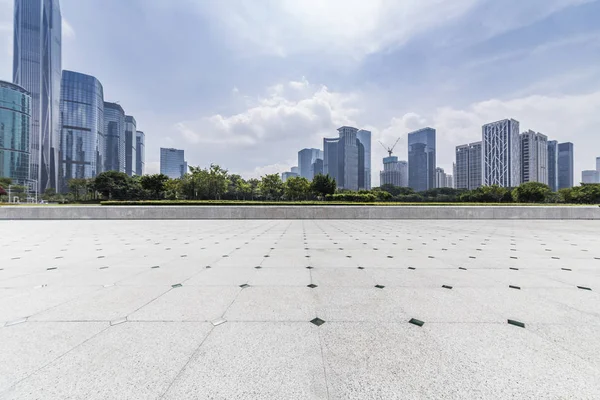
[13,0,62,192]
[124,115,137,176]
[0,81,31,184]
[160,148,186,179]
[59,71,104,192]
[547,141,558,192]
[323,126,362,191]
[557,142,574,189]
[482,119,520,187]
[357,130,371,190]
[103,102,125,172]
[408,128,436,192]
[136,131,145,176]
[298,148,322,180]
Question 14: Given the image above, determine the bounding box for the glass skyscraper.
[160,148,187,179]
[103,102,125,172]
[357,129,371,190]
[557,142,574,189]
[124,115,137,176]
[547,140,558,192]
[13,0,62,193]
[298,148,322,180]
[58,71,104,192]
[408,128,436,192]
[136,131,145,176]
[323,126,362,191]
[0,81,31,184]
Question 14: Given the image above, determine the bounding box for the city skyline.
[1,1,599,186]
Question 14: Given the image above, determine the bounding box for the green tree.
[310,174,336,198]
[0,177,12,188]
[68,178,88,201]
[247,178,260,200]
[379,184,414,196]
[164,179,182,200]
[284,176,311,200]
[570,184,600,204]
[140,174,170,199]
[512,182,551,203]
[42,188,57,201]
[94,171,131,200]
[207,164,229,200]
[259,174,284,200]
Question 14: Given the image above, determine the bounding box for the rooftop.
[1,219,599,399]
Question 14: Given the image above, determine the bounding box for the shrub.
[512,182,551,203]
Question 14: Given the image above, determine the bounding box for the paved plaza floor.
[1,220,600,399]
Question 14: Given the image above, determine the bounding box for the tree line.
[2,169,600,204]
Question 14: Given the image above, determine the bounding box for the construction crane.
[379,137,401,157]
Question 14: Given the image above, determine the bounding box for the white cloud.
[195,0,480,58]
[176,79,360,147]
[62,18,76,40]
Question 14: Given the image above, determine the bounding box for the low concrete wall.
[1,206,599,220]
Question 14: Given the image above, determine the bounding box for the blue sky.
[1,0,599,183]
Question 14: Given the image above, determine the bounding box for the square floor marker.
[310,318,325,326]
[255,266,262,269]
[240,284,250,288]
[408,267,416,270]
[172,283,183,288]
[307,284,318,288]
[409,318,424,327]
[508,319,525,328]
[151,266,160,269]
[510,267,519,271]
[561,268,572,271]
[306,266,313,269]
[442,285,453,289]
[47,267,57,271]
[211,318,226,327]
[375,285,385,289]
[577,286,592,291]
[459,267,467,270]
[509,285,521,290]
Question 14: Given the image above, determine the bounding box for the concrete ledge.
[1,205,600,220]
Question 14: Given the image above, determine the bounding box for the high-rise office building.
[446,175,454,189]
[581,170,599,184]
[557,142,574,189]
[103,102,125,172]
[482,119,520,187]
[357,129,372,190]
[13,0,62,192]
[435,167,447,188]
[291,166,299,175]
[547,140,559,192]
[311,158,323,177]
[281,171,299,182]
[380,156,408,187]
[124,116,137,176]
[58,71,104,192]
[160,148,187,179]
[408,128,436,192]
[298,148,322,180]
[323,126,363,191]
[455,141,483,190]
[0,81,31,185]
[596,157,600,173]
[136,131,145,176]
[521,130,548,185]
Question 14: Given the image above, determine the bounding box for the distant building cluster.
[581,156,600,184]
[1,0,147,194]
[454,119,575,190]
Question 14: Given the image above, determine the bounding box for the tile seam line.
[0,323,112,395]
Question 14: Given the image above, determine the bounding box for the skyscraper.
[124,116,137,176]
[581,170,599,184]
[380,156,408,187]
[357,129,372,190]
[59,71,104,192]
[103,102,125,172]
[557,142,574,189]
[596,157,600,173]
[482,119,520,187]
[520,130,548,184]
[435,167,447,188]
[468,142,482,190]
[0,80,31,185]
[408,128,436,192]
[136,131,145,176]
[311,158,323,177]
[13,0,62,192]
[298,148,322,180]
[160,148,187,179]
[547,140,559,192]
[323,126,362,191]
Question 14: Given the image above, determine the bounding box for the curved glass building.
[104,102,126,173]
[13,0,62,192]
[59,71,104,192]
[0,81,31,184]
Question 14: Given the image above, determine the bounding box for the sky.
[1,0,599,185]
